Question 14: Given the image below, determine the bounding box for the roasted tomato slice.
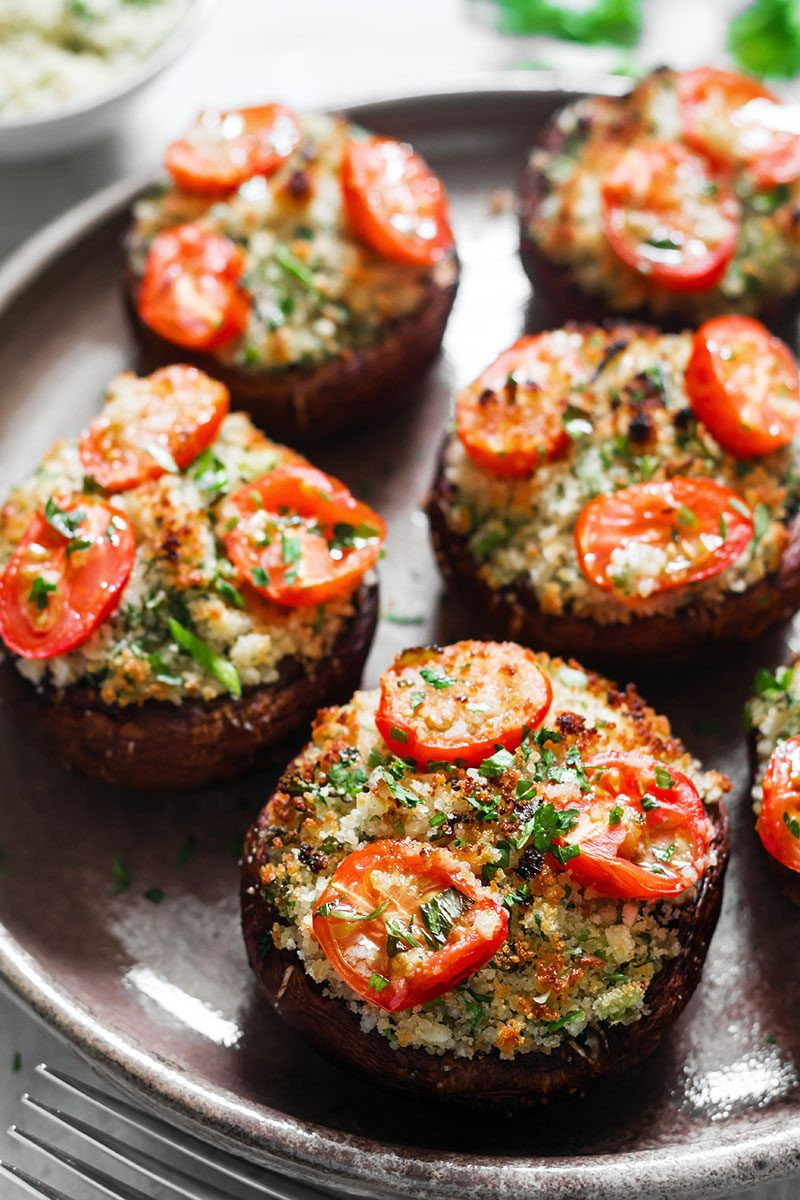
[575,477,754,602]
[312,839,508,1012]
[165,104,301,195]
[600,141,739,292]
[550,752,712,899]
[138,224,250,352]
[375,641,552,767]
[225,464,385,608]
[686,316,800,459]
[455,334,588,478]
[678,67,800,189]
[342,137,454,266]
[758,737,800,873]
[79,366,230,493]
[0,494,135,659]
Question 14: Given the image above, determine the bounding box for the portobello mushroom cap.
[517,94,800,329]
[124,263,459,444]
[241,760,729,1107]
[0,582,378,791]
[425,439,800,669]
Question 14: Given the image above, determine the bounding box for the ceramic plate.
[0,80,799,1200]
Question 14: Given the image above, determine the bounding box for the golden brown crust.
[0,583,378,791]
[425,438,800,669]
[124,265,458,443]
[241,758,729,1107]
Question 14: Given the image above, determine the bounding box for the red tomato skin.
[0,496,135,660]
[677,67,800,188]
[138,224,250,352]
[574,477,754,599]
[165,104,301,196]
[758,737,800,874]
[455,336,573,478]
[685,316,800,459]
[79,365,230,493]
[600,142,739,293]
[312,839,508,1012]
[375,641,553,767]
[554,752,712,900]
[225,464,385,608]
[342,138,454,266]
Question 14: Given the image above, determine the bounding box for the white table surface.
[0,1,797,1196]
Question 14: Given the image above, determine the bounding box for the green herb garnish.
[167,617,241,699]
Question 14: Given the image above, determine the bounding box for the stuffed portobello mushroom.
[747,658,800,899]
[426,319,800,666]
[520,67,800,323]
[0,365,384,790]
[242,639,729,1106]
[125,103,459,441]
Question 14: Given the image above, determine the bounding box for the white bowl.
[0,0,215,162]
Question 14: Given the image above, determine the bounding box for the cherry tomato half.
[165,104,301,196]
[225,464,385,608]
[575,477,754,602]
[0,495,135,659]
[550,752,712,899]
[686,316,800,459]
[758,736,800,874]
[138,223,250,352]
[312,839,508,1012]
[342,137,454,266]
[455,334,587,478]
[678,67,800,189]
[79,366,230,493]
[600,141,739,292]
[375,640,552,767]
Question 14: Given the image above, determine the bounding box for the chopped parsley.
[608,805,623,827]
[167,617,241,699]
[479,746,515,778]
[419,665,455,689]
[329,522,380,551]
[192,449,228,495]
[315,899,389,921]
[144,887,165,904]
[419,887,470,949]
[386,916,421,957]
[112,855,131,896]
[783,811,800,840]
[368,973,390,993]
[641,792,660,812]
[515,801,581,864]
[145,441,179,474]
[654,765,674,789]
[29,576,56,610]
[252,566,270,588]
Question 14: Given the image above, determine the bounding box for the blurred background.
[1,0,798,262]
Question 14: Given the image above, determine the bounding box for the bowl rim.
[0,0,217,136]
[0,75,798,1200]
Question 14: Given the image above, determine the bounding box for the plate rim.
[0,76,798,1200]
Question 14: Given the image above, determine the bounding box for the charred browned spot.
[285,170,311,200]
[161,532,181,563]
[298,841,329,872]
[478,388,495,407]
[556,710,586,737]
[628,409,654,445]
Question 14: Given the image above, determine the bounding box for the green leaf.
[544,1009,582,1032]
[495,0,642,45]
[419,666,455,689]
[145,441,179,474]
[275,243,315,288]
[44,496,85,539]
[753,503,770,543]
[728,0,800,78]
[192,449,228,494]
[369,972,390,993]
[167,617,242,699]
[29,576,56,611]
[654,765,674,789]
[783,811,800,839]
[479,746,515,778]
[112,855,131,896]
[252,566,270,589]
[144,887,165,904]
[419,887,470,949]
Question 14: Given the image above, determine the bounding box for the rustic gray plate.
[0,79,799,1200]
